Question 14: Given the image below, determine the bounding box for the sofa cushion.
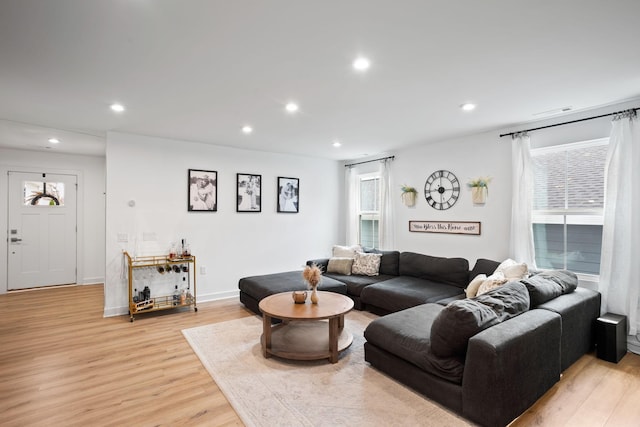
[430,281,530,358]
[360,276,464,313]
[469,258,501,282]
[363,248,400,276]
[364,303,465,383]
[238,271,347,301]
[326,257,353,275]
[520,269,578,306]
[324,273,394,297]
[398,252,470,288]
[352,252,382,276]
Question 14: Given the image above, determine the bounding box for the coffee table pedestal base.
[261,319,353,363]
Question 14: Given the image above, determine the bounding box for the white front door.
[7,171,77,290]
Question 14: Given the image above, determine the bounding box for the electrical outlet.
[200,266,207,275]
[142,232,157,241]
[117,233,128,242]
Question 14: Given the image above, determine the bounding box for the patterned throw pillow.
[476,271,508,296]
[351,252,382,276]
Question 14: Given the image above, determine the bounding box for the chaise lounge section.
[238,270,347,315]
[363,270,600,427]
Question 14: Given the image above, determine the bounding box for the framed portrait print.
[277,177,299,213]
[188,169,217,212]
[237,173,261,212]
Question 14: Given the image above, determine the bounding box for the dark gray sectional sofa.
[309,250,496,312]
[237,250,601,427]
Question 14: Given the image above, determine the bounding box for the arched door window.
[23,181,65,206]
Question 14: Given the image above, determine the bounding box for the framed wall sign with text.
[409,221,481,235]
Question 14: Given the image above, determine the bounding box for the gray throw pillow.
[326,257,353,275]
[430,281,530,357]
[520,269,578,306]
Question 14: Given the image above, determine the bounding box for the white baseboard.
[82,276,105,285]
[102,291,239,318]
[196,290,238,303]
[103,306,129,318]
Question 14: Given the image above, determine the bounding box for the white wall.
[104,132,342,316]
[0,148,106,294]
[390,131,512,266]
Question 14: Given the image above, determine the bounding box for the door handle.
[10,238,22,243]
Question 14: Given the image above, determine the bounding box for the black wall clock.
[424,170,460,210]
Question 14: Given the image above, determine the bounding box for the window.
[358,173,380,248]
[531,139,607,275]
[23,181,65,206]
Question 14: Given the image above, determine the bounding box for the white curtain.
[599,110,640,339]
[345,166,359,246]
[378,158,395,250]
[509,133,537,268]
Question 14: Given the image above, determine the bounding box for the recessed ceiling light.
[242,125,253,134]
[285,102,299,113]
[460,103,476,111]
[110,103,125,113]
[333,140,342,148]
[48,138,60,144]
[353,57,371,71]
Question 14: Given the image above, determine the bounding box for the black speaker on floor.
[595,313,627,363]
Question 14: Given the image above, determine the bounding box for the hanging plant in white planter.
[401,184,418,207]
[467,176,492,205]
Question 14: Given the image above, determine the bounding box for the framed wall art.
[237,173,261,212]
[409,220,481,235]
[277,177,299,213]
[188,169,217,212]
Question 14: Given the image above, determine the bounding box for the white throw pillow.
[495,258,517,273]
[332,244,362,259]
[351,252,382,276]
[466,274,487,298]
[502,263,528,279]
[326,257,353,275]
[494,258,528,279]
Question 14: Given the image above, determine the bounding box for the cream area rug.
[182,310,471,427]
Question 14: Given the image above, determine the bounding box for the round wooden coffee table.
[259,291,354,363]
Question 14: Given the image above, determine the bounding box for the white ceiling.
[1,0,639,160]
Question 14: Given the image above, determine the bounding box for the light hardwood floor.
[1,284,639,426]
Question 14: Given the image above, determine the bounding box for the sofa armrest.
[306,258,329,272]
[462,309,561,427]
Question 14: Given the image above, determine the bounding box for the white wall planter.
[401,191,417,207]
[471,187,487,204]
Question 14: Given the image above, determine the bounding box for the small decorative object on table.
[467,176,492,205]
[401,184,418,207]
[292,290,307,304]
[302,263,322,304]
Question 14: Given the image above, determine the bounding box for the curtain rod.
[499,107,639,138]
[344,155,395,168]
